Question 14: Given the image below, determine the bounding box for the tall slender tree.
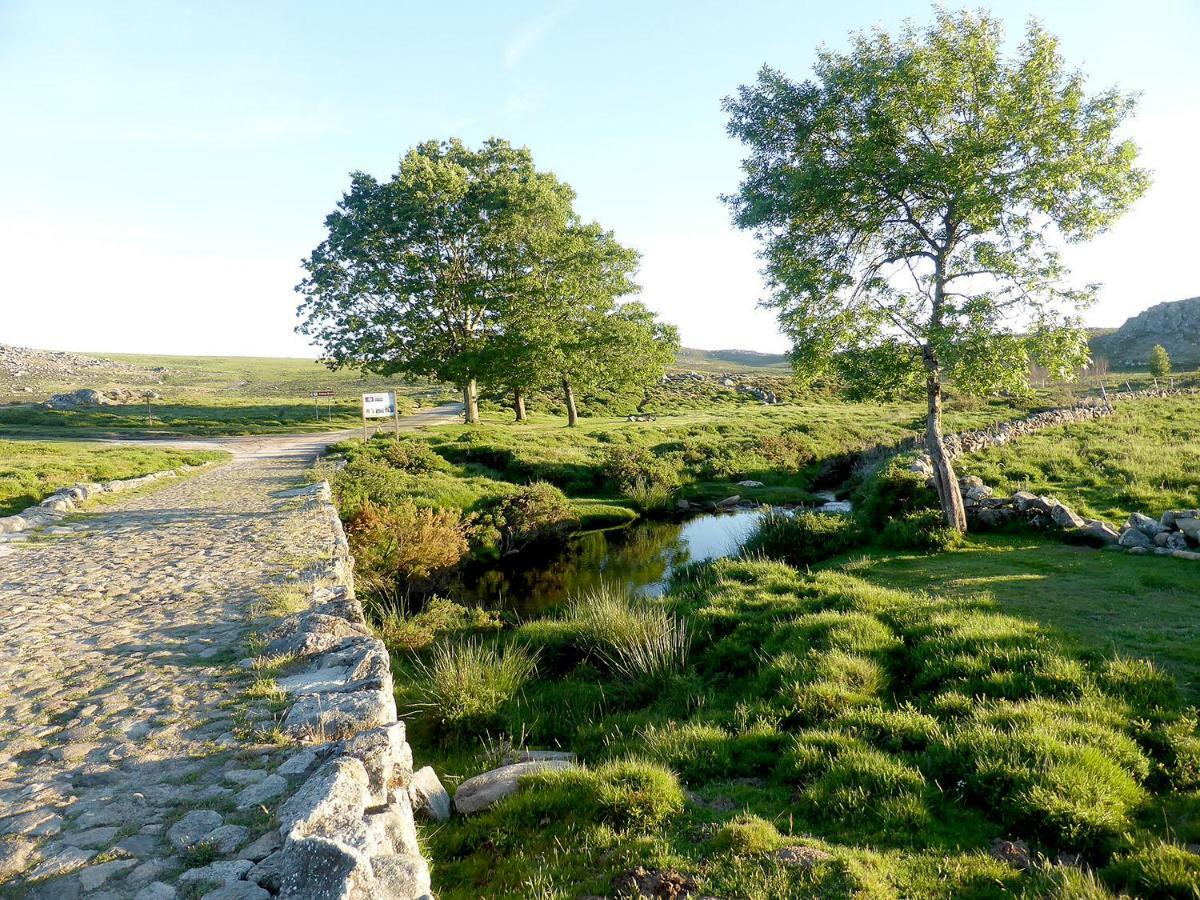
[725,9,1148,530]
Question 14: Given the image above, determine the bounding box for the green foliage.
[410,639,538,740]
[710,815,782,855]
[369,597,501,653]
[600,445,680,510]
[854,456,940,529]
[742,510,866,567]
[725,9,1146,397]
[1149,344,1172,378]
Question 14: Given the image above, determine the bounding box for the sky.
[1,0,1197,358]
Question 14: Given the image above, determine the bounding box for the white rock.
[453,760,574,816]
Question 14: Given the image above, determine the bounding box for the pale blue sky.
[2,1,1197,356]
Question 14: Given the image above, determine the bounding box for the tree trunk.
[562,378,578,427]
[513,389,527,423]
[462,379,480,425]
[924,356,967,532]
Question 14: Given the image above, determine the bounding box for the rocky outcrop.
[1091,296,1200,368]
[262,482,433,900]
[44,388,161,409]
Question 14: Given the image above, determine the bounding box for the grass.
[378,546,1200,898]
[958,395,1200,522]
[840,533,1200,705]
[0,439,227,515]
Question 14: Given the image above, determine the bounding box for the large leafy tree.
[296,138,574,424]
[724,9,1149,530]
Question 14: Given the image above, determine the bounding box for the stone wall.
[259,482,434,899]
[0,462,215,536]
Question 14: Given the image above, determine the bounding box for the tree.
[1149,344,1171,378]
[296,138,575,424]
[724,9,1149,530]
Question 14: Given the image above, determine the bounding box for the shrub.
[743,510,866,567]
[854,456,939,528]
[601,446,679,506]
[346,500,468,600]
[1149,344,1172,378]
[411,639,538,740]
[878,510,963,552]
[379,439,446,473]
[711,815,782,855]
[472,482,577,555]
[1103,841,1200,899]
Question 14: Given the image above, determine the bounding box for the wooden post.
[392,390,400,439]
[361,396,367,442]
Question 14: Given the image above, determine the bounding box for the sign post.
[361,392,396,442]
[311,390,334,423]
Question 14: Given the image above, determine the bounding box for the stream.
[455,494,851,616]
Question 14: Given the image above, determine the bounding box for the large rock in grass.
[1129,512,1167,537]
[407,767,450,823]
[1118,527,1153,549]
[1175,514,1200,540]
[453,760,574,816]
[1049,502,1085,529]
[1075,520,1120,546]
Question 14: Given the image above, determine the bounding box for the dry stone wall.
[257,481,434,900]
[0,462,215,537]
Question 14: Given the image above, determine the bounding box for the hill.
[673,346,790,372]
[1091,296,1200,368]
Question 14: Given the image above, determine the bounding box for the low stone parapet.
[262,481,433,900]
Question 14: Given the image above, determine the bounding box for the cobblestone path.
[0,441,339,898]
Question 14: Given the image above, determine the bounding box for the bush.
[743,510,866,567]
[471,482,577,555]
[379,439,446,473]
[854,456,939,529]
[1103,841,1200,899]
[878,510,963,552]
[346,500,469,599]
[411,639,538,740]
[601,446,679,507]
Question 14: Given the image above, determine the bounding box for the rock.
[1172,549,1200,561]
[1049,503,1085,529]
[178,859,253,886]
[773,845,833,868]
[1128,546,1149,555]
[247,850,284,892]
[369,853,432,899]
[0,836,37,880]
[977,507,1014,528]
[263,612,371,659]
[716,495,741,508]
[278,757,369,841]
[340,724,407,806]
[991,838,1032,870]
[277,750,318,777]
[28,845,95,880]
[200,883,271,900]
[1167,531,1190,551]
[204,824,249,853]
[1129,512,1167,537]
[224,768,268,786]
[277,835,376,899]
[1011,491,1045,513]
[1075,520,1120,546]
[675,498,691,511]
[504,749,576,765]
[235,774,288,810]
[407,767,451,822]
[168,810,223,850]
[134,884,178,900]
[737,480,764,488]
[1118,527,1153,549]
[239,830,283,862]
[282,689,396,741]
[365,792,419,856]
[1177,515,1200,539]
[78,858,137,890]
[63,825,120,848]
[453,760,574,815]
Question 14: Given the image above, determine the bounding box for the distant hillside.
[1091,296,1200,368]
[673,347,790,373]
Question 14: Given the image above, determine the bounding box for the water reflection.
[455,509,765,615]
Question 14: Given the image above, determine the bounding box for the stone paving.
[0,445,339,898]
